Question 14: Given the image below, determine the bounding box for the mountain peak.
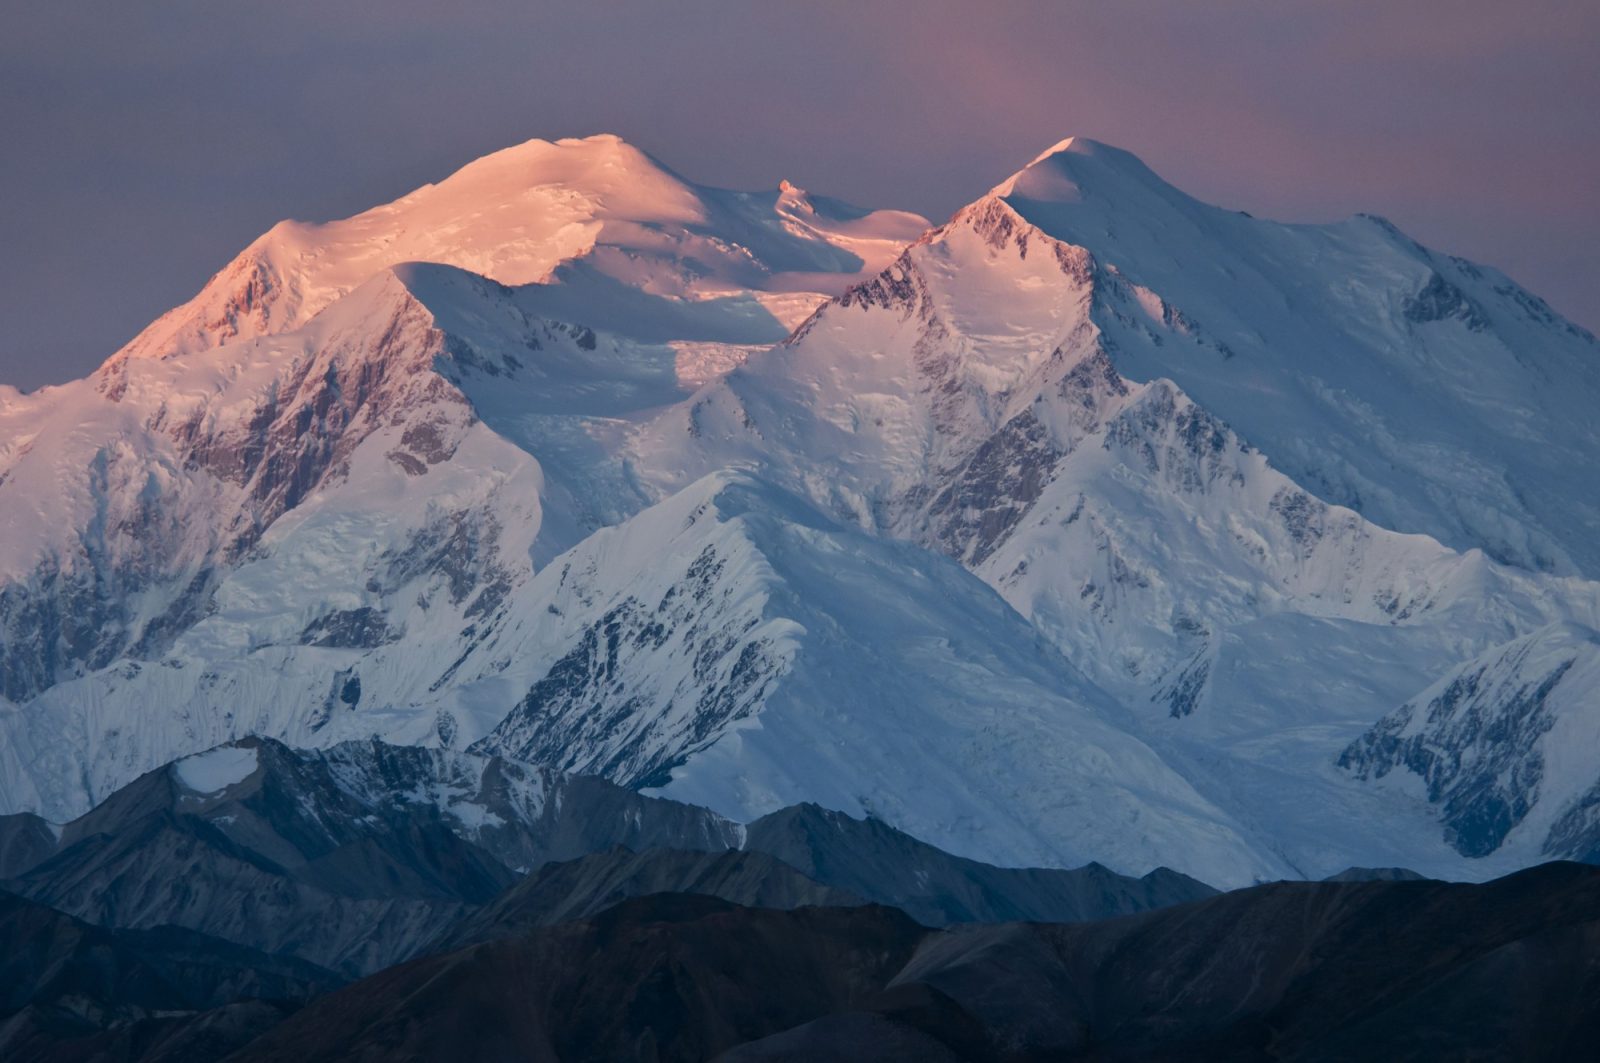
[100,131,931,371]
[415,131,692,213]
[452,131,670,177]
[991,136,1161,203]
[1027,135,1102,163]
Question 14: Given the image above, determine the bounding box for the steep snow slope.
[995,138,1600,576]
[465,471,1284,885]
[0,268,545,719]
[0,137,923,711]
[109,133,927,368]
[2,133,1597,887]
[642,138,1600,574]
[621,149,1600,877]
[0,261,766,815]
[627,167,1600,711]
[2,455,1296,888]
[1342,623,1600,866]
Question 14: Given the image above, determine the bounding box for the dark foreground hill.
[432,846,868,952]
[743,802,1215,926]
[5,859,1600,1060]
[7,740,1599,1061]
[1,739,1211,977]
[235,862,1600,1062]
[0,889,338,1063]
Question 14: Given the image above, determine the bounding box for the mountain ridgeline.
[3,738,1599,1060]
[1,132,1597,896]
[0,738,1216,978]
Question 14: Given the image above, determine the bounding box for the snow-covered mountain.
[0,136,925,704]
[989,139,1600,577]
[1,133,1596,887]
[465,470,1282,885]
[616,138,1600,878]
[109,133,928,372]
[1341,622,1600,864]
[635,138,1600,572]
[0,140,927,811]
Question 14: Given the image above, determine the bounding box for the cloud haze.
[2,1,1595,390]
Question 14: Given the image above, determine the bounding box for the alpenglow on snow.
[1,133,1598,888]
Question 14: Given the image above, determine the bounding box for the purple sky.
[3,1,1596,391]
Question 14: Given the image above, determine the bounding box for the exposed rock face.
[1341,624,1600,861]
[298,606,397,649]
[4,737,740,975]
[1547,782,1600,865]
[925,406,1061,566]
[469,538,790,789]
[1404,270,1489,331]
[157,289,460,527]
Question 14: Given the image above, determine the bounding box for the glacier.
[1,132,1597,888]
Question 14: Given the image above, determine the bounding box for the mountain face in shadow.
[1,737,740,976]
[3,739,1211,980]
[6,822,1600,1060]
[233,894,928,1063]
[741,802,1216,926]
[232,863,1600,1062]
[0,888,339,1063]
[433,846,867,951]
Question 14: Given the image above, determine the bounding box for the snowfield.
[1,133,1597,888]
[173,744,259,794]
